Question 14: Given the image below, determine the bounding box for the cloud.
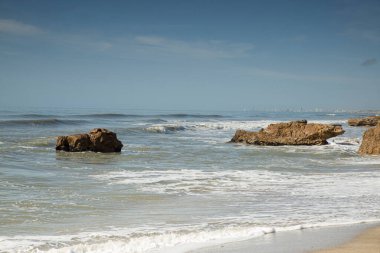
[361,58,377,66]
[0,21,250,60]
[0,19,43,35]
[134,35,254,59]
[55,33,113,51]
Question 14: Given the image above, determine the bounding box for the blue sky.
[0,0,379,111]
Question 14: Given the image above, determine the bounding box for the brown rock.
[88,128,123,152]
[56,129,123,152]
[230,120,345,146]
[56,134,92,152]
[348,116,380,126]
[358,123,380,155]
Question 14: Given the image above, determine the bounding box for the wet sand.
[314,225,380,253]
[189,223,379,253]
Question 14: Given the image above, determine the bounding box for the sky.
[0,0,379,111]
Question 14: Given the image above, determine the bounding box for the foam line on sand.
[188,223,379,253]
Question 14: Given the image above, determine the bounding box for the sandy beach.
[189,223,379,253]
[314,225,380,253]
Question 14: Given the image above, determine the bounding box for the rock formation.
[348,116,380,127]
[230,120,345,146]
[56,128,123,152]
[358,123,380,155]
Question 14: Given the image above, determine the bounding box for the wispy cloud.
[0,20,251,60]
[134,35,254,59]
[53,33,113,51]
[0,19,43,35]
[361,58,377,66]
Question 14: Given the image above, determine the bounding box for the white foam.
[2,221,378,253]
[143,119,348,136]
[190,119,347,131]
[143,120,279,134]
[327,137,360,153]
[140,119,349,140]
[0,225,274,253]
[329,137,360,146]
[186,120,274,131]
[308,120,346,124]
[91,169,380,196]
[18,145,38,149]
[145,125,186,133]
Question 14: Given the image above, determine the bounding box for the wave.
[16,113,59,118]
[76,113,143,118]
[329,137,360,146]
[157,113,225,118]
[68,113,224,119]
[144,118,168,123]
[0,119,87,127]
[143,120,277,134]
[91,168,380,196]
[143,121,269,134]
[308,119,346,125]
[144,125,186,133]
[1,220,377,253]
[138,119,351,135]
[145,119,348,132]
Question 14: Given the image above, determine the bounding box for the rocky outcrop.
[358,123,380,155]
[56,128,123,152]
[348,116,380,126]
[230,120,345,146]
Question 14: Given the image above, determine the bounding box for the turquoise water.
[0,109,379,252]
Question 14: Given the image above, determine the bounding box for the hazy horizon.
[1,0,379,111]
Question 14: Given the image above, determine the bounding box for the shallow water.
[0,109,379,252]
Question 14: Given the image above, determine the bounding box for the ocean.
[0,108,379,253]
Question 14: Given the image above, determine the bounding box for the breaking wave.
[144,125,186,133]
[142,120,277,134]
[1,221,376,253]
[143,119,348,134]
[157,113,225,118]
[69,113,225,119]
[91,168,380,196]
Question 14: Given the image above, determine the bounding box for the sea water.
[0,108,379,253]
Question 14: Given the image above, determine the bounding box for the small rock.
[348,116,380,126]
[56,128,123,153]
[358,123,380,155]
[230,120,345,146]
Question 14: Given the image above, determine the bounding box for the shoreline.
[314,225,380,253]
[188,222,379,253]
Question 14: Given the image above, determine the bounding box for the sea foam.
[1,221,378,253]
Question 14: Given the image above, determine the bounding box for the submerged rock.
[56,134,92,152]
[358,123,380,155]
[56,128,123,152]
[230,120,345,146]
[348,116,380,126]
